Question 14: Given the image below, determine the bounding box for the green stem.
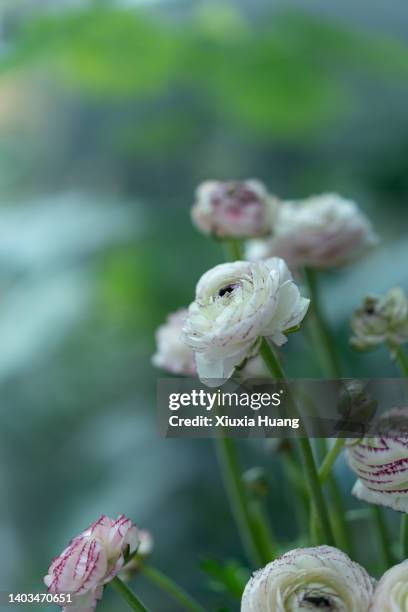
[319,438,346,484]
[259,338,285,379]
[394,345,408,378]
[259,339,335,546]
[371,506,394,570]
[303,269,353,553]
[248,498,278,562]
[214,435,264,567]
[110,576,149,612]
[224,239,244,261]
[142,565,205,612]
[303,268,342,379]
[400,514,408,560]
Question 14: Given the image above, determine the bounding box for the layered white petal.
[241,546,374,612]
[371,560,408,611]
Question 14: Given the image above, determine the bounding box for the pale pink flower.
[191,179,278,239]
[152,309,196,376]
[44,515,140,612]
[247,193,377,270]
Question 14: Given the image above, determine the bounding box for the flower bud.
[182,257,309,385]
[152,309,196,376]
[246,193,377,270]
[191,179,278,239]
[241,545,374,611]
[44,515,140,612]
[243,467,269,498]
[371,560,408,611]
[347,408,408,512]
[350,288,408,353]
[336,380,378,435]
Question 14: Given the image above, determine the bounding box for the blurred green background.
[0,0,408,610]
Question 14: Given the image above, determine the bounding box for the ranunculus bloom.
[182,257,309,384]
[350,288,408,353]
[347,408,408,512]
[246,193,377,270]
[44,515,140,612]
[241,546,374,612]
[191,179,278,239]
[152,309,196,376]
[371,560,408,611]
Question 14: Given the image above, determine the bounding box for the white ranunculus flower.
[191,179,278,239]
[152,309,196,376]
[241,546,374,612]
[371,560,408,611]
[347,408,408,513]
[246,193,377,270]
[182,258,309,384]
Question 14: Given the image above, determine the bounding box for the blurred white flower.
[241,545,374,612]
[191,179,278,239]
[350,288,408,353]
[152,309,196,375]
[247,193,377,270]
[182,258,309,384]
[347,409,408,513]
[119,529,154,582]
[371,560,408,611]
[44,515,140,612]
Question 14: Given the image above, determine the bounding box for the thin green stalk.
[315,438,351,554]
[214,435,264,567]
[303,267,342,379]
[259,339,335,546]
[303,268,353,553]
[371,506,394,570]
[394,345,408,378]
[327,476,353,555]
[319,438,346,484]
[142,565,205,612]
[110,576,149,612]
[400,512,408,560]
[248,498,278,562]
[224,239,244,261]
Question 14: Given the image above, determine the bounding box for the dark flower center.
[218,283,239,297]
[302,595,334,609]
